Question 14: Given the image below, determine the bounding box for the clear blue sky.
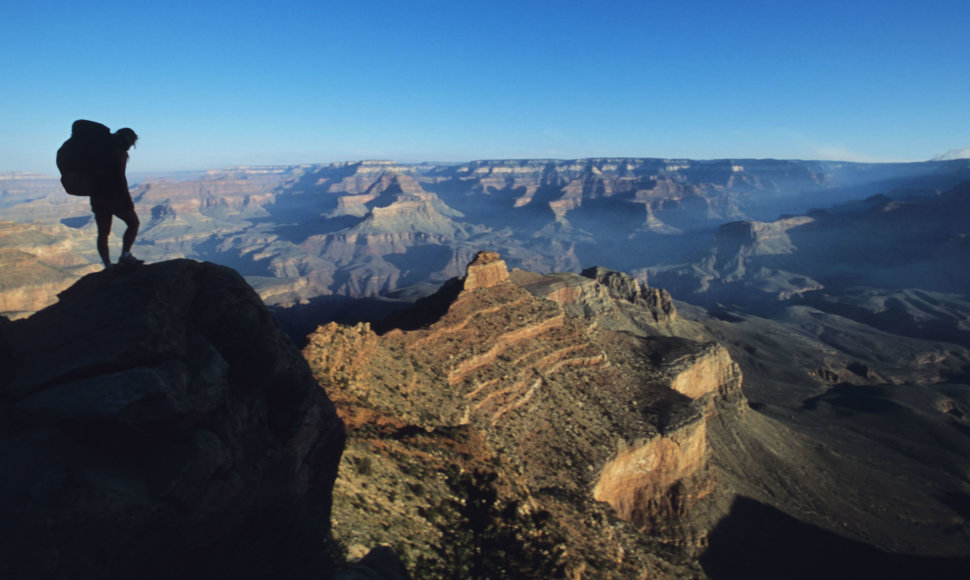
[2,0,968,173]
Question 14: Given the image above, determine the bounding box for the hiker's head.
[114,128,138,151]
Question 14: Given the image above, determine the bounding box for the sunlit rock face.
[660,341,742,400]
[592,418,714,547]
[592,337,742,548]
[461,250,509,291]
[303,252,744,576]
[0,222,99,318]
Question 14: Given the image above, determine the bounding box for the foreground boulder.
[0,259,345,579]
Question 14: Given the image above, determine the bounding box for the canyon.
[2,156,970,577]
[3,157,969,318]
[309,251,970,577]
[305,252,742,576]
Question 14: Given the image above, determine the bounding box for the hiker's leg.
[117,207,140,256]
[94,211,113,267]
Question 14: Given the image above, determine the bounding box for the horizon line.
[5,154,967,179]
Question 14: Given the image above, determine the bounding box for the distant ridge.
[3,156,970,314]
[932,146,970,161]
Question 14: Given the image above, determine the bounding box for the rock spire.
[461,250,509,291]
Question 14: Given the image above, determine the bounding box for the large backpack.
[56,120,112,196]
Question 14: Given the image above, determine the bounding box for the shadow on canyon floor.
[269,295,414,347]
[701,496,970,580]
[270,276,473,347]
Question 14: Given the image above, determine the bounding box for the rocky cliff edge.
[0,259,346,579]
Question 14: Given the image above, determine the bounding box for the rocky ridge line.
[306,251,744,577]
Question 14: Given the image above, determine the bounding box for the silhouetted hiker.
[57,120,142,268]
[94,127,142,268]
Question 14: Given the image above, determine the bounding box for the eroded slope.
[304,252,743,577]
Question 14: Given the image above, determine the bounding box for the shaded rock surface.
[650,181,970,312]
[668,300,970,577]
[0,259,346,579]
[333,546,413,580]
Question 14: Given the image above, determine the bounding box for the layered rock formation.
[298,172,470,296]
[648,215,825,302]
[305,252,743,577]
[651,181,970,308]
[511,265,678,335]
[662,297,970,576]
[0,221,100,318]
[0,260,346,579]
[5,158,969,312]
[301,249,970,577]
[461,250,508,291]
[592,414,710,531]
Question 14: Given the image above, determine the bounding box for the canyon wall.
[304,251,746,577]
[4,158,969,317]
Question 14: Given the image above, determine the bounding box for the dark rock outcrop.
[0,259,345,579]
